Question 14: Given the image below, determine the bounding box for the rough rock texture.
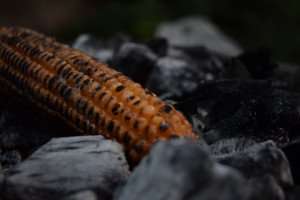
[155,17,242,56]
[112,42,158,85]
[2,136,130,200]
[214,140,293,187]
[176,80,300,145]
[117,139,250,200]
[63,190,98,200]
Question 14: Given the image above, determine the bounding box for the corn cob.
[0,27,198,164]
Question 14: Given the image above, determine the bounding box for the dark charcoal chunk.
[0,91,79,170]
[176,80,300,146]
[0,150,22,169]
[146,38,169,57]
[2,136,130,200]
[146,49,226,100]
[247,175,285,200]
[235,48,278,79]
[214,140,293,187]
[282,139,300,184]
[117,139,249,200]
[112,42,158,86]
[286,186,300,200]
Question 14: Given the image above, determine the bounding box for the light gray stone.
[3,136,130,200]
[156,16,242,56]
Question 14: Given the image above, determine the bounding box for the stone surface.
[215,140,293,187]
[63,190,98,200]
[177,80,300,145]
[146,47,227,100]
[73,34,114,63]
[117,139,250,200]
[209,137,257,155]
[248,175,285,200]
[2,136,130,200]
[155,16,242,56]
[112,42,158,86]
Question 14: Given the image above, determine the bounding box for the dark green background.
[1,0,300,63]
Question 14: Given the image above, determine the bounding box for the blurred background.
[0,0,300,63]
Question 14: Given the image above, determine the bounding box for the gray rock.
[215,140,293,187]
[155,16,242,56]
[72,34,113,63]
[117,139,250,200]
[2,136,130,200]
[63,190,98,200]
[248,175,285,200]
[209,138,257,155]
[112,42,158,85]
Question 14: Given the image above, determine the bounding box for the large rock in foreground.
[2,136,130,200]
[117,139,249,200]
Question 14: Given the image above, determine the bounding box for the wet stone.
[117,139,250,200]
[2,136,130,200]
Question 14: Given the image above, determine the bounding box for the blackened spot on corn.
[95,112,101,123]
[159,122,169,131]
[115,85,125,92]
[112,103,120,115]
[125,115,131,121]
[162,104,173,113]
[128,96,135,101]
[95,85,101,91]
[63,88,73,100]
[134,141,144,153]
[48,76,58,89]
[133,120,139,129]
[107,120,114,133]
[123,132,130,145]
[170,134,180,139]
[99,92,107,100]
[133,100,141,106]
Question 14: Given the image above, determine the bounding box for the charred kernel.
[159,122,169,131]
[115,85,125,92]
[124,115,131,121]
[0,27,197,166]
[133,120,139,129]
[161,104,173,113]
[106,120,115,133]
[123,132,131,145]
[128,95,135,101]
[133,100,141,106]
[112,103,121,115]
